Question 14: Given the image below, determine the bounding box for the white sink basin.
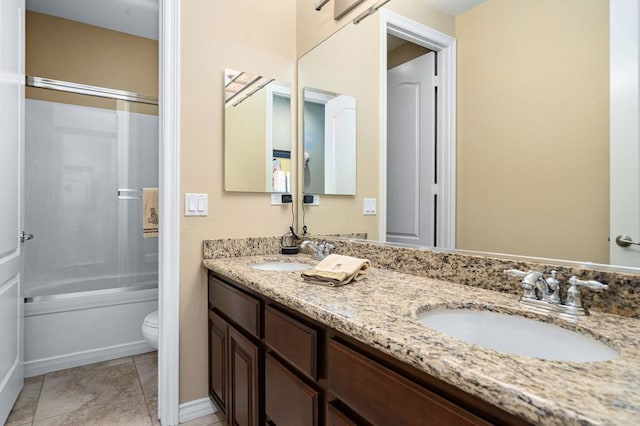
[417,309,619,362]
[250,262,311,272]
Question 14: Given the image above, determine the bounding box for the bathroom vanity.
[203,250,640,426]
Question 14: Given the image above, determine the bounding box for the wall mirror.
[303,87,357,195]
[297,0,640,271]
[224,69,292,193]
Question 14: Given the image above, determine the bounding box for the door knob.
[20,231,34,243]
[615,235,640,247]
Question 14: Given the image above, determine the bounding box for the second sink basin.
[417,309,619,362]
[250,262,311,272]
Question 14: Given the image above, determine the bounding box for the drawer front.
[265,306,318,380]
[265,354,319,426]
[328,339,490,426]
[327,403,359,426]
[209,276,260,338]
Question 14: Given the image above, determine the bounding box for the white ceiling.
[26,0,158,40]
[420,0,485,16]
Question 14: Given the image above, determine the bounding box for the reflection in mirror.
[297,0,640,270]
[224,69,291,193]
[303,87,357,195]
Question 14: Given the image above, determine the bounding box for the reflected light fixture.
[353,0,391,24]
[315,0,331,11]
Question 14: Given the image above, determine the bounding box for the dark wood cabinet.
[328,339,490,426]
[265,305,318,380]
[208,310,228,414]
[228,327,260,426]
[265,353,319,426]
[207,270,529,426]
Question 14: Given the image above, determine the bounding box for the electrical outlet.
[303,194,320,205]
[270,194,292,205]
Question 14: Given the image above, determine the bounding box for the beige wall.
[455,0,609,263]
[298,15,380,239]
[224,89,268,192]
[180,0,297,403]
[296,0,454,57]
[296,0,454,239]
[26,11,158,114]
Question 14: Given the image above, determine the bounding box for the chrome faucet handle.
[568,276,608,291]
[565,276,608,310]
[323,242,334,257]
[503,269,527,277]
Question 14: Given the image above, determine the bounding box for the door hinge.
[432,76,440,87]
[432,183,440,195]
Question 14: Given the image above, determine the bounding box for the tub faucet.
[300,240,334,260]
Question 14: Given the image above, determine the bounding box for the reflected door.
[0,0,24,422]
[325,95,356,195]
[610,0,640,267]
[386,52,436,247]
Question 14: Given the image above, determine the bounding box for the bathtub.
[23,277,158,377]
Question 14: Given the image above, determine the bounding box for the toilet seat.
[142,310,159,349]
[143,310,159,329]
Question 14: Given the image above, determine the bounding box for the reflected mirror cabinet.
[224,69,292,193]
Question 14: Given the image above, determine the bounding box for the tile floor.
[6,352,226,426]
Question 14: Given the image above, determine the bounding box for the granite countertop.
[203,254,640,425]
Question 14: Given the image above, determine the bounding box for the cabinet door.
[229,327,260,426]
[208,310,228,414]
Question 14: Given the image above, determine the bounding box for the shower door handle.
[20,231,34,243]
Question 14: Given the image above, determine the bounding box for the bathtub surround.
[23,286,158,377]
[204,237,640,319]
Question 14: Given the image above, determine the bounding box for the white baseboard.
[178,397,217,424]
[24,340,154,377]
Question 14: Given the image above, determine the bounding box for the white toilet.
[142,310,159,349]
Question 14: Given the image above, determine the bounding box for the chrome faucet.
[504,269,607,317]
[300,240,334,260]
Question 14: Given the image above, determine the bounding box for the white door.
[324,94,357,195]
[610,0,640,267]
[0,0,25,423]
[386,52,436,247]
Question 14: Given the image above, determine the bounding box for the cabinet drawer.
[209,275,260,338]
[328,339,490,426]
[327,402,360,426]
[265,306,318,380]
[265,354,319,426]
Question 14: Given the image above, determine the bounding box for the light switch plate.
[363,197,376,215]
[185,193,208,216]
